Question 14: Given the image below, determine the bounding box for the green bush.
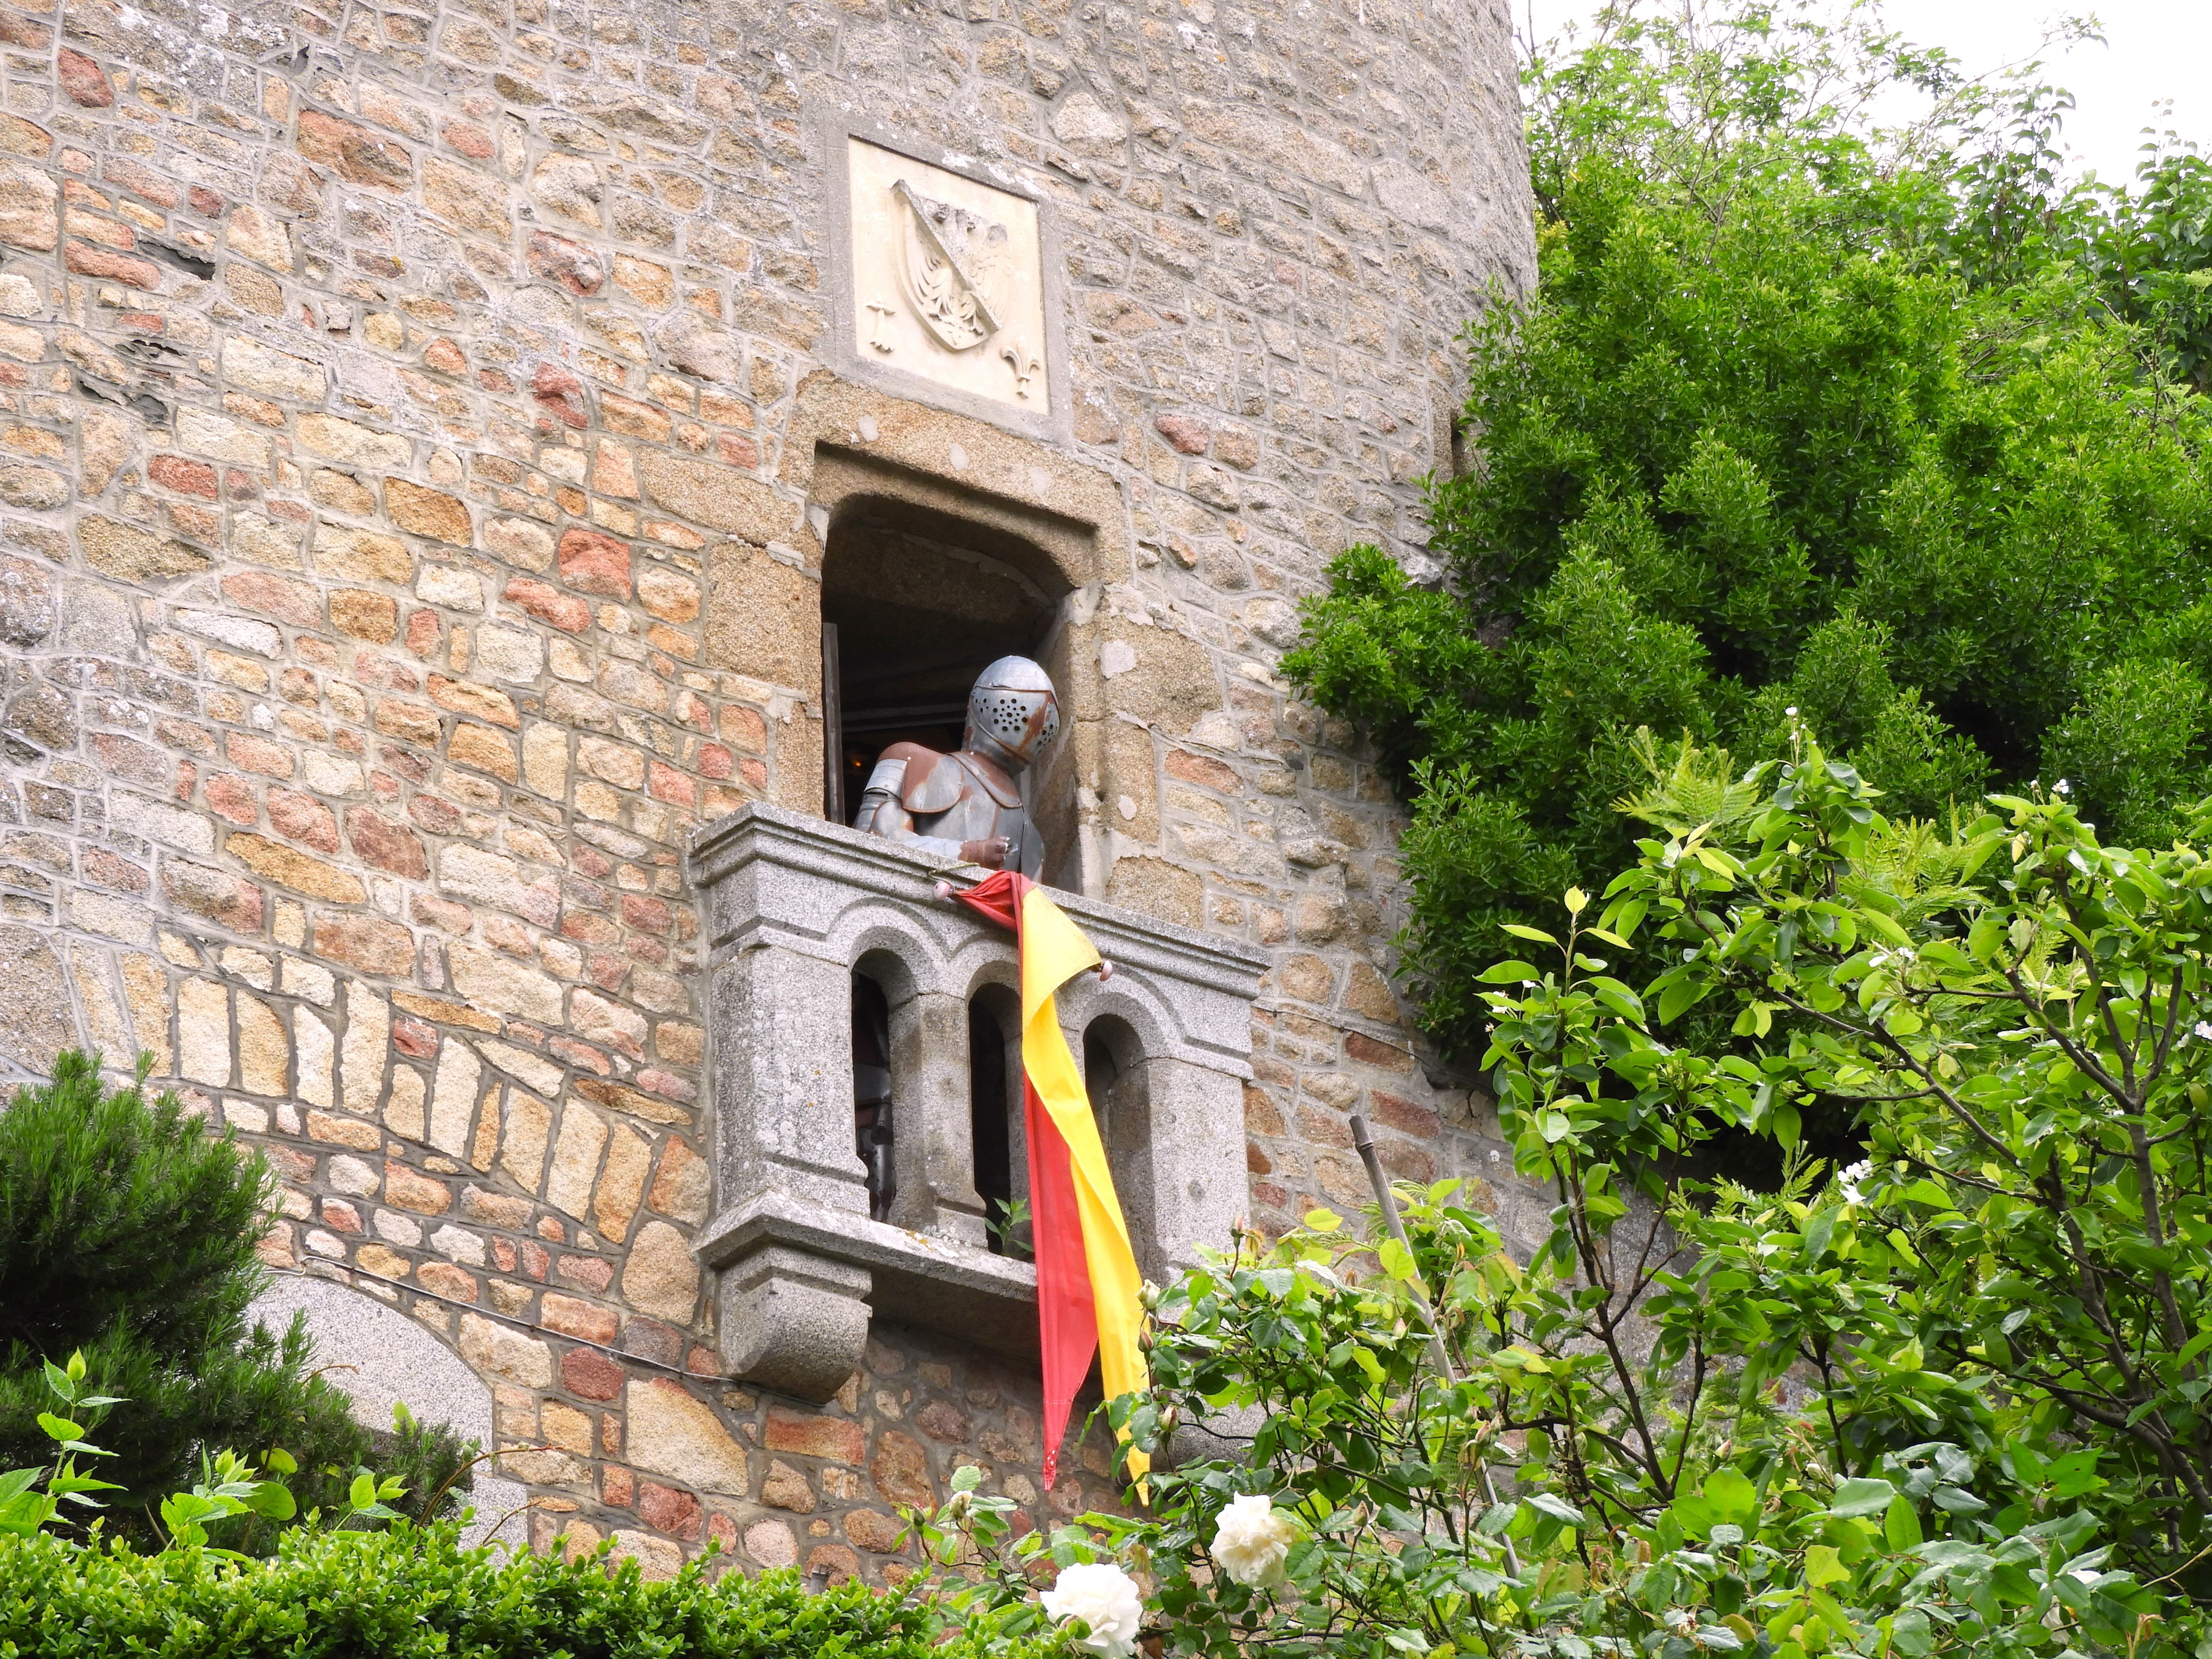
[0,1522,1048,1659]
[1284,3,2212,1061]
[0,1053,474,1544]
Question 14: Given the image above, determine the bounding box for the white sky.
[1519,0,2212,187]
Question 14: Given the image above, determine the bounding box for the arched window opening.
[1084,1016,1156,1279]
[852,970,894,1221]
[819,494,1074,874]
[969,984,1027,1258]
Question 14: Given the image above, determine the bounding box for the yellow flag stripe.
[1017,886,1151,1481]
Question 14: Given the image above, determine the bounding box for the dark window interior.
[969,996,1018,1256]
[852,972,893,1221]
[820,498,1059,825]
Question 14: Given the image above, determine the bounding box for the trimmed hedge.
[0,1523,1046,1659]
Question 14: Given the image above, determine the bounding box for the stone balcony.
[687,803,1267,1400]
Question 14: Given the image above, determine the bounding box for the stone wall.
[0,0,1534,1582]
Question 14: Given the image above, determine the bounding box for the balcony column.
[884,981,988,1245]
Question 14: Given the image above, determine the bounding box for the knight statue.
[854,655,1057,878]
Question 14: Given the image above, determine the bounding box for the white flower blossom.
[2054,779,2071,797]
[1838,1159,1872,1206]
[1210,1493,1298,1588]
[2194,1021,2212,1044]
[1041,1562,1145,1658]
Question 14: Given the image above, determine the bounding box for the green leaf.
[35,1414,82,1445]
[1704,1467,1758,1527]
[1827,1477,1895,1518]
[1478,959,1545,985]
[1376,1238,1419,1282]
[1883,1494,1923,1551]
[1802,1544,1849,1588]
[1502,924,1559,945]
[1524,1491,1584,1527]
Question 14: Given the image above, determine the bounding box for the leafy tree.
[900,739,2212,1658]
[0,1052,472,1545]
[1284,1,2212,1060]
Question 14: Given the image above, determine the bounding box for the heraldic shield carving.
[845,136,1051,415]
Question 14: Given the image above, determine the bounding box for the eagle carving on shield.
[893,179,1013,352]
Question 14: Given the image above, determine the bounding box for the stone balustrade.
[688,803,1265,1400]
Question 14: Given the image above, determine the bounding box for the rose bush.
[901,732,2212,1659]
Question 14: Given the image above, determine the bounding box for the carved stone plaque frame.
[820,115,1072,446]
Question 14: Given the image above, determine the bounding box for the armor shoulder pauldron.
[897,750,967,815]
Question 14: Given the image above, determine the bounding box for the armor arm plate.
[856,754,969,861]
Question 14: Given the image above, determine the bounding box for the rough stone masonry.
[0,0,1535,1581]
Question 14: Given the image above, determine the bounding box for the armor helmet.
[966,655,1060,770]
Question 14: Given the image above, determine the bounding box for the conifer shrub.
[0,1052,472,1545]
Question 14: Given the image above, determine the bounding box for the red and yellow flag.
[952,870,1149,1489]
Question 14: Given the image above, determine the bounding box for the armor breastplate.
[855,748,1044,879]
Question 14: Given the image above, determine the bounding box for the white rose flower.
[1041,1562,1146,1659]
[1210,1493,1297,1588]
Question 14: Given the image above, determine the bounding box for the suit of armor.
[854,656,1057,879]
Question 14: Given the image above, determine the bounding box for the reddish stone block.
[160,861,263,931]
[222,570,322,628]
[1155,413,1210,454]
[315,912,416,975]
[348,805,427,879]
[148,454,220,500]
[503,577,591,633]
[557,528,631,599]
[637,1481,702,1540]
[267,785,339,853]
[204,772,257,826]
[64,242,159,289]
[764,1408,864,1465]
[392,1016,438,1059]
[645,760,693,806]
[57,50,115,108]
[297,109,412,190]
[541,1294,619,1344]
[526,230,604,295]
[562,1346,626,1401]
[531,363,588,428]
[226,732,295,779]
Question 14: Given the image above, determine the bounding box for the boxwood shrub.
[0,1522,1055,1659]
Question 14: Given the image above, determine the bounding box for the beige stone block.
[387,1064,427,1140]
[315,523,413,584]
[638,453,791,544]
[572,989,647,1057]
[80,409,134,498]
[120,953,171,1076]
[341,987,389,1115]
[521,724,568,798]
[0,162,57,251]
[542,1400,594,1455]
[745,1518,797,1569]
[79,515,208,584]
[501,1089,552,1192]
[458,1311,551,1387]
[546,1104,607,1221]
[625,1378,747,1496]
[227,833,366,903]
[224,203,293,271]
[237,995,289,1096]
[479,1037,565,1097]
[647,1137,709,1224]
[448,942,562,1023]
[620,1218,700,1323]
[221,336,326,404]
[470,1085,502,1172]
[428,1039,481,1159]
[68,945,129,1066]
[298,414,410,471]
[592,1122,650,1243]
[424,156,510,237]
[295,1008,334,1109]
[609,1533,684,1582]
[448,722,518,782]
[177,979,230,1087]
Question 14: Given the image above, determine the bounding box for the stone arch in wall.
[252,1275,527,1548]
